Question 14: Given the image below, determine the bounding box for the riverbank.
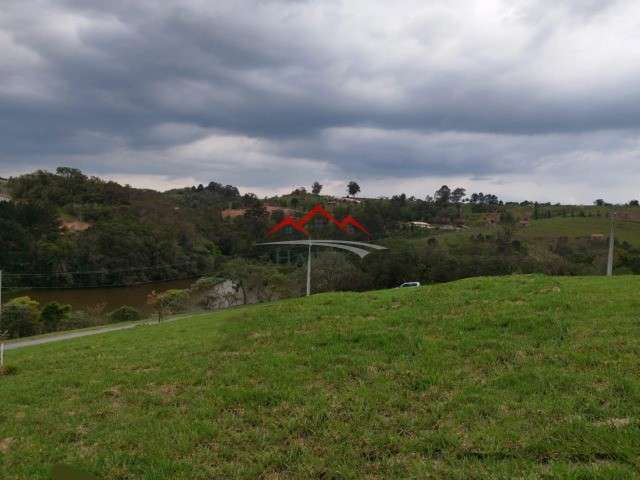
[6,278,196,315]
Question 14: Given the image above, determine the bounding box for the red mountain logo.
[268,204,370,237]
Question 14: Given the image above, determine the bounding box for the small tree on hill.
[161,290,189,314]
[435,185,451,206]
[347,181,361,197]
[147,291,162,322]
[147,289,189,322]
[451,187,467,217]
[497,210,517,247]
[222,258,259,305]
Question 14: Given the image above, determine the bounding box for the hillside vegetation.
[5,167,640,295]
[2,275,640,479]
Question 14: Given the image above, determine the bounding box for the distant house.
[60,219,92,232]
[591,233,605,242]
[0,193,11,203]
[222,205,296,219]
[221,208,246,219]
[401,221,433,230]
[519,217,531,227]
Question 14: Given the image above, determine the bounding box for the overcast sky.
[2,0,640,203]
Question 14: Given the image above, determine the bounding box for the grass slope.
[2,275,640,479]
[520,217,640,243]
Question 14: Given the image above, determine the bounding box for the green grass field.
[519,217,640,243]
[2,275,640,479]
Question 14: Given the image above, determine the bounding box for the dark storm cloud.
[2,0,640,201]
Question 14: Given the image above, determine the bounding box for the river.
[5,278,197,316]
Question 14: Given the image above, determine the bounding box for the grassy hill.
[519,217,640,243]
[3,275,640,479]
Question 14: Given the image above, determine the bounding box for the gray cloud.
[2,0,640,202]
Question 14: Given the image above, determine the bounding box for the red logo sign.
[268,204,370,237]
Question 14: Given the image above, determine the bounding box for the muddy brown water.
[6,278,196,316]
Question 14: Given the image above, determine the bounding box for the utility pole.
[607,211,616,277]
[306,240,312,296]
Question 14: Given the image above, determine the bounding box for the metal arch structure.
[256,239,388,296]
[257,240,387,259]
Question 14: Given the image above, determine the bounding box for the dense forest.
[1,168,271,288]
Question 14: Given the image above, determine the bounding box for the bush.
[59,310,94,330]
[157,289,190,314]
[40,302,71,332]
[107,306,142,323]
[0,365,17,376]
[190,276,224,293]
[2,297,41,338]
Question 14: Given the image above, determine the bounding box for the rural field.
[2,275,640,479]
[519,217,640,243]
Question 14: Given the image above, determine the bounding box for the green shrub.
[2,297,41,338]
[157,289,190,314]
[40,302,72,332]
[0,365,17,376]
[107,306,142,323]
[59,311,94,330]
[190,276,224,293]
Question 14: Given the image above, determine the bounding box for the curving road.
[4,315,190,351]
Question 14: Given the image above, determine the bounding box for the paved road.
[4,316,188,351]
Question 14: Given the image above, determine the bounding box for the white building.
[402,221,433,229]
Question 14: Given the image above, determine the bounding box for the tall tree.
[347,181,361,197]
[451,187,466,204]
[435,185,451,205]
[451,187,467,218]
[312,181,323,195]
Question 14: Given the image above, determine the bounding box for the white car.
[399,281,421,288]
